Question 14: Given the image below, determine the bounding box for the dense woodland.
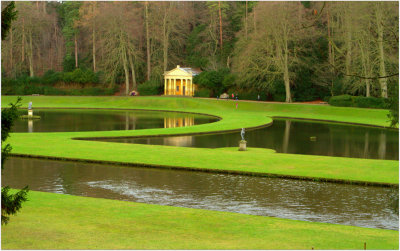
[1,1,399,104]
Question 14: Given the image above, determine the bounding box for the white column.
[164,78,167,95]
[188,79,191,96]
[181,79,183,95]
[173,78,176,95]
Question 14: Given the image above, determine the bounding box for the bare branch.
[328,61,398,80]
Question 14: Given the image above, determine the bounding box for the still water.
[101,119,399,160]
[13,109,219,133]
[3,157,398,230]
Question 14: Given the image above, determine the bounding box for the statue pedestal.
[28,109,33,117]
[239,140,247,151]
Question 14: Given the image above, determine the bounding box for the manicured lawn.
[2,96,398,185]
[2,190,398,250]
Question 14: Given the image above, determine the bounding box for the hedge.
[328,95,388,109]
[194,88,211,98]
[137,80,163,96]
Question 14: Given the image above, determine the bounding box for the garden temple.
[164,65,200,96]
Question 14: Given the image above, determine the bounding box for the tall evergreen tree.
[1,1,17,40]
[1,3,28,225]
[1,97,29,225]
[57,1,82,71]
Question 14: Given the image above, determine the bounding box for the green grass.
[2,95,398,185]
[2,190,398,250]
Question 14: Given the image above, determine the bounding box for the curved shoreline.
[16,106,224,121]
[3,96,398,186]
[9,153,398,188]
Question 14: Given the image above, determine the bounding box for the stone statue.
[28,102,32,110]
[240,128,245,141]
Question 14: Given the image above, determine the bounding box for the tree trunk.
[376,3,387,98]
[327,2,334,96]
[74,33,78,68]
[28,30,34,77]
[218,1,223,51]
[253,6,256,33]
[122,50,130,96]
[50,44,53,70]
[92,25,96,72]
[283,29,291,103]
[245,1,248,40]
[10,28,13,71]
[22,18,25,62]
[128,53,137,91]
[365,51,371,97]
[359,38,371,97]
[345,7,352,84]
[163,5,170,72]
[283,54,291,103]
[145,1,151,80]
[37,40,42,75]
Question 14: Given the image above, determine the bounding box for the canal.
[3,157,398,230]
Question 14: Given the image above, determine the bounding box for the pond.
[99,119,399,160]
[3,157,398,230]
[13,109,219,133]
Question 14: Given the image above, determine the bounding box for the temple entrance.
[164,65,200,96]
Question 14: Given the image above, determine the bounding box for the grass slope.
[2,96,398,185]
[2,190,398,250]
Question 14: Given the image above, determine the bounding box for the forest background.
[1,1,398,109]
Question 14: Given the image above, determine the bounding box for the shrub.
[328,95,353,107]
[62,56,75,72]
[29,76,41,84]
[137,80,163,96]
[194,88,211,98]
[1,78,17,95]
[43,86,67,95]
[2,68,113,96]
[352,96,387,109]
[2,83,116,96]
[63,68,98,84]
[194,68,230,96]
[42,70,63,85]
[271,80,287,102]
[222,73,236,90]
[329,95,387,109]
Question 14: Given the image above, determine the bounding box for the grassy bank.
[2,96,398,185]
[2,190,398,249]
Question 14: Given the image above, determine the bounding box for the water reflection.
[3,157,398,230]
[164,117,195,128]
[282,120,291,153]
[28,119,33,133]
[12,109,218,133]
[101,119,399,160]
